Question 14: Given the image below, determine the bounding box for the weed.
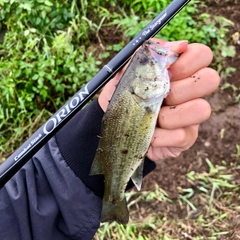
[233,144,240,158]
[186,158,237,205]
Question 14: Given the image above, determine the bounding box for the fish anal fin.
[131,160,144,191]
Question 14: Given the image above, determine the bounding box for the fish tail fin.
[101,197,129,224]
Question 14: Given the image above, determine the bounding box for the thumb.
[164,40,188,54]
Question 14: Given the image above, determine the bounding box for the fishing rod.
[0,0,191,189]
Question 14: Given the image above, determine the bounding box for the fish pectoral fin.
[89,154,103,176]
[131,160,144,191]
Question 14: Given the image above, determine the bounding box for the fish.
[90,40,179,224]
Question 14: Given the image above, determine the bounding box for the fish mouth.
[144,40,179,67]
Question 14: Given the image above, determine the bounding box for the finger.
[159,98,211,130]
[164,40,188,54]
[98,65,128,111]
[165,67,220,105]
[152,38,188,54]
[151,125,199,149]
[169,43,213,81]
[136,38,187,51]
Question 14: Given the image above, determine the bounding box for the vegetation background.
[0,0,239,239]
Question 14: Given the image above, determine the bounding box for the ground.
[138,0,240,233]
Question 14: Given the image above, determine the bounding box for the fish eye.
[139,55,149,64]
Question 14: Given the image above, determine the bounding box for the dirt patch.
[142,0,240,215]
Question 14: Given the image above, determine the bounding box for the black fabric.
[0,137,101,240]
[55,98,156,198]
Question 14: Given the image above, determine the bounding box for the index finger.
[169,43,213,81]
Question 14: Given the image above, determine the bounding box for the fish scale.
[90,40,179,224]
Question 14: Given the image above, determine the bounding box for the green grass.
[0,108,52,160]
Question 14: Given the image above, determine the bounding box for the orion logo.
[43,83,90,134]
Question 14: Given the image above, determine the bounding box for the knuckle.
[192,43,213,64]
[175,128,187,146]
[202,101,212,121]
[175,126,199,151]
[194,99,212,123]
[207,67,221,89]
[170,150,181,158]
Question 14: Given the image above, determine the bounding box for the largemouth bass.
[90,40,179,224]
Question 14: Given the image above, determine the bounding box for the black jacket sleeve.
[0,136,101,240]
[0,98,156,240]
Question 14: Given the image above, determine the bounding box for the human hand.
[98,39,220,161]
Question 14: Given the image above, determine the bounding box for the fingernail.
[164,40,188,47]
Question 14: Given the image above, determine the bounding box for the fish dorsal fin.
[131,160,144,191]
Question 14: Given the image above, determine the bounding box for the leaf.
[18,97,25,110]
[19,3,32,11]
[35,17,42,25]
[32,74,39,80]
[44,0,53,6]
[40,89,48,101]
[221,45,236,58]
[41,10,47,19]
[24,30,30,36]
